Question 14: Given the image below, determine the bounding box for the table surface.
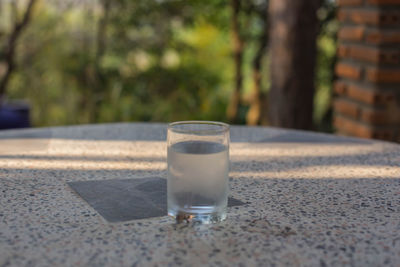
[1,123,399,266]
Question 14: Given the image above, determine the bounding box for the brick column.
[334,0,400,142]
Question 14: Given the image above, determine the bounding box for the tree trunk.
[227,0,244,124]
[0,0,37,104]
[268,0,321,130]
[246,6,269,126]
[88,0,111,122]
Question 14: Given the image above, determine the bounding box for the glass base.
[168,210,226,224]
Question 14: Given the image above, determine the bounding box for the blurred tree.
[88,0,111,122]
[0,0,337,130]
[227,0,270,125]
[0,0,37,104]
[226,0,244,124]
[3,0,231,126]
[93,0,229,123]
[246,0,269,126]
[268,0,321,130]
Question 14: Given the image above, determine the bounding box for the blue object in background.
[0,102,31,130]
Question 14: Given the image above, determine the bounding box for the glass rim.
[168,120,230,134]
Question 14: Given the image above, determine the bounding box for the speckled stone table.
[1,123,399,266]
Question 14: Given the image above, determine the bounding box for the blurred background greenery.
[0,0,337,131]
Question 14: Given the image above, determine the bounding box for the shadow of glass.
[68,177,245,223]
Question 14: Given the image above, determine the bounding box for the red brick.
[354,46,371,62]
[334,81,396,105]
[366,67,400,83]
[376,50,400,64]
[338,27,365,41]
[337,45,350,58]
[347,85,395,105]
[361,101,400,125]
[347,85,377,104]
[334,115,374,138]
[335,0,400,143]
[360,107,400,124]
[338,44,400,64]
[334,99,360,119]
[335,63,362,80]
[338,9,400,26]
[334,115,395,140]
[366,30,400,44]
[337,45,374,62]
[337,0,363,6]
[371,131,395,140]
[334,81,348,95]
[367,0,400,4]
[350,10,382,25]
[337,10,348,22]
[361,108,384,124]
[372,92,396,105]
[351,46,380,63]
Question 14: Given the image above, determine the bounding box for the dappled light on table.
[0,136,398,180]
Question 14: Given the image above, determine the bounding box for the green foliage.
[0,0,337,129]
[314,0,338,132]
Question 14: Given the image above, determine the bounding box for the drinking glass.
[167,121,230,223]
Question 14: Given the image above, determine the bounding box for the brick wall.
[334,0,400,142]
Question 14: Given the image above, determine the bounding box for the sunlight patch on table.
[231,165,400,179]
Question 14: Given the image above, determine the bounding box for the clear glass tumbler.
[167,121,230,223]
